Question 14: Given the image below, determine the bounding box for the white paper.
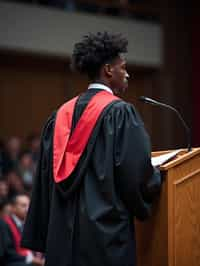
[151,150,181,167]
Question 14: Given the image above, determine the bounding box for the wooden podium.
[135,148,200,266]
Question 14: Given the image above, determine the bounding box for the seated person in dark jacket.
[3,194,44,266]
[0,218,26,266]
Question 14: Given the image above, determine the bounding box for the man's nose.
[126,72,130,79]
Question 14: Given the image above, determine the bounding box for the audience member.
[26,134,40,165]
[17,152,35,192]
[0,139,4,176]
[0,135,39,201]
[6,170,25,199]
[0,179,9,200]
[1,136,22,175]
[0,218,26,266]
[3,193,45,266]
[0,135,41,265]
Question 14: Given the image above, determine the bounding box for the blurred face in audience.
[20,153,34,169]
[30,136,40,153]
[0,180,9,198]
[6,136,21,159]
[12,195,30,221]
[6,171,24,193]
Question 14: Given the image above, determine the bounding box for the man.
[21,32,161,266]
[0,218,26,266]
[3,194,44,266]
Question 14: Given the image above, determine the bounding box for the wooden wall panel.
[0,52,160,149]
[160,3,193,150]
[0,54,67,139]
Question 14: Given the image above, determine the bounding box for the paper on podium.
[151,150,182,167]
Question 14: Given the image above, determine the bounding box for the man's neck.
[11,214,23,227]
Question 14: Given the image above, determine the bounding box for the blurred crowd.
[0,134,44,266]
[0,134,40,206]
[8,0,142,18]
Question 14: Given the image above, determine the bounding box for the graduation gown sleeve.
[21,113,55,252]
[113,101,161,220]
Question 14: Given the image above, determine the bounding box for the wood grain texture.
[174,172,200,266]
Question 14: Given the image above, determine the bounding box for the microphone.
[139,96,192,152]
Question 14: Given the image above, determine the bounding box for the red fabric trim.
[53,91,119,183]
[3,216,29,257]
[53,96,78,183]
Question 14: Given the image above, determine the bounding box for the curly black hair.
[72,31,128,79]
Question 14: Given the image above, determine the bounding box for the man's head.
[0,198,11,218]
[5,136,21,159]
[72,31,129,94]
[10,193,30,221]
[0,179,9,199]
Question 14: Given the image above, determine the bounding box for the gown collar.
[88,83,113,94]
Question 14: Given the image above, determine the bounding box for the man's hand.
[32,256,45,266]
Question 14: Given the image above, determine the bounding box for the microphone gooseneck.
[139,96,192,152]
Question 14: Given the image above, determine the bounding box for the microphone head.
[138,95,192,152]
[138,96,158,105]
[138,96,147,102]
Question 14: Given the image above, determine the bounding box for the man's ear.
[104,64,113,77]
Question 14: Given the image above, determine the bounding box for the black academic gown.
[21,89,161,266]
